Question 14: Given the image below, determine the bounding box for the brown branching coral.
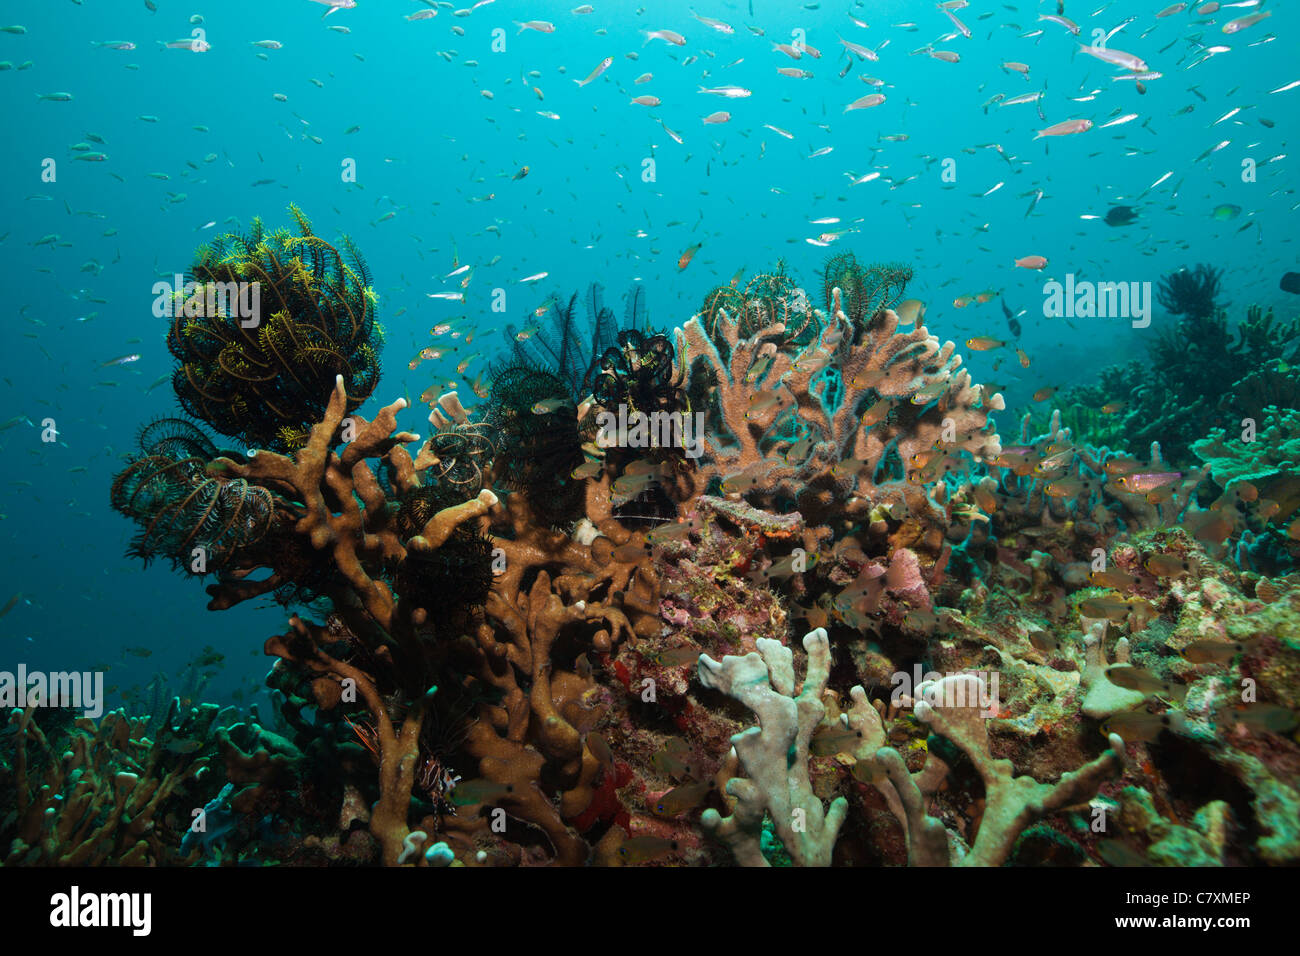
[674,287,1002,524]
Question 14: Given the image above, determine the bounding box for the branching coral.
[861,674,1126,866]
[675,288,1002,522]
[696,628,846,866]
[108,231,1300,870]
[3,707,209,866]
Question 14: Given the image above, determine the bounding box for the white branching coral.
[865,673,1127,866]
[696,628,847,866]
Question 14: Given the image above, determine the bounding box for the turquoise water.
[1,0,1295,706]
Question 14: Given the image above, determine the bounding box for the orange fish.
[1015,255,1048,269]
[677,242,701,271]
[966,336,1005,351]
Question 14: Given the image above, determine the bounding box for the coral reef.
[1050,302,1300,467]
[83,238,1300,869]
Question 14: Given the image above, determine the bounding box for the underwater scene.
[1,0,1298,878]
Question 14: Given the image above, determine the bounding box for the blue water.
[2,0,1295,708]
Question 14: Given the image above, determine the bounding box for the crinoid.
[110,418,275,572]
[1156,263,1223,320]
[699,284,745,341]
[591,328,679,414]
[424,421,496,493]
[739,262,819,347]
[700,262,822,355]
[389,484,495,618]
[167,204,382,452]
[505,282,641,400]
[820,253,913,328]
[483,363,586,527]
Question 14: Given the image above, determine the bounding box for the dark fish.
[650,780,712,818]
[450,779,514,807]
[1221,705,1298,734]
[0,593,21,619]
[1105,666,1187,701]
[1001,298,1022,338]
[1097,840,1150,867]
[1281,272,1300,295]
[1104,205,1137,227]
[615,835,679,865]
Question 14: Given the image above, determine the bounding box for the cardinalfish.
[860,396,895,426]
[910,381,948,406]
[972,483,999,514]
[612,471,660,499]
[783,435,814,463]
[1028,630,1063,654]
[965,337,1005,351]
[720,468,765,494]
[1090,568,1138,590]
[570,459,603,480]
[1103,456,1142,477]
[1045,477,1086,498]
[746,388,788,420]
[642,645,702,669]
[744,353,775,385]
[1033,447,1075,475]
[989,448,1040,476]
[611,539,653,562]
[1144,554,1192,578]
[1113,471,1180,495]
[531,396,574,415]
[1182,638,1261,665]
[909,455,961,483]
[1218,704,1297,735]
[1102,709,1187,744]
[1079,594,1154,625]
[647,519,697,545]
[832,456,868,481]
[615,836,680,865]
[651,738,701,780]
[810,722,866,758]
[1106,666,1188,701]
[748,550,818,584]
[650,780,713,818]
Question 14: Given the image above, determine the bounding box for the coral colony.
[6,209,1298,868]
